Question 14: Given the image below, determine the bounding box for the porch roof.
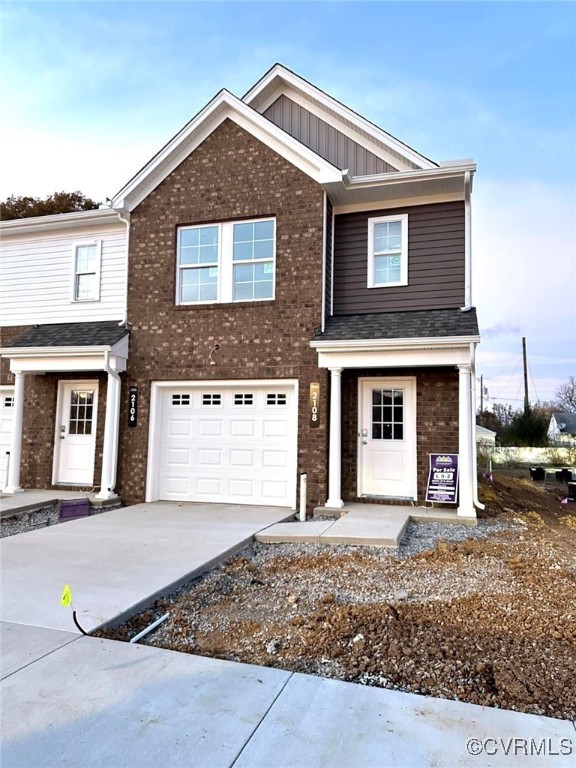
[7,321,130,348]
[315,308,479,342]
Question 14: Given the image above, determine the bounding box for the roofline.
[0,208,125,236]
[341,163,476,189]
[110,89,342,211]
[310,335,481,353]
[0,345,119,357]
[242,63,439,171]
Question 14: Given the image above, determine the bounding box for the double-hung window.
[367,214,408,288]
[177,217,275,305]
[72,242,101,301]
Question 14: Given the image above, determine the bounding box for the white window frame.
[176,218,276,305]
[367,214,408,288]
[71,240,102,302]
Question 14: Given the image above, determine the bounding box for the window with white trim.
[72,242,101,301]
[177,218,275,305]
[367,214,408,288]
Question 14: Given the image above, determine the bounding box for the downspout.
[103,349,122,494]
[321,191,327,333]
[115,210,130,327]
[461,170,472,311]
[470,342,485,511]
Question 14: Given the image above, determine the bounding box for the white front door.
[0,388,14,491]
[54,381,99,485]
[358,378,417,499]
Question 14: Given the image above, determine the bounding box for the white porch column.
[457,364,476,518]
[5,372,25,494]
[96,369,121,501]
[326,367,344,509]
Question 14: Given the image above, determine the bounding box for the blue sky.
[2,1,575,405]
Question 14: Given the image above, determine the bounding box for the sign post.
[426,453,459,504]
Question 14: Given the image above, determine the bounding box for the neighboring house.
[476,425,497,450]
[0,209,129,497]
[1,64,481,518]
[548,413,576,447]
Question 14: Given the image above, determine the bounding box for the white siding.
[0,223,127,326]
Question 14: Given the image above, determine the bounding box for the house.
[1,64,481,519]
[476,425,497,449]
[548,413,576,447]
[0,209,129,497]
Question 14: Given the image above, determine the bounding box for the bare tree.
[555,376,576,413]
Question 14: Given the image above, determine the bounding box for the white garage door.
[0,389,15,491]
[157,383,297,507]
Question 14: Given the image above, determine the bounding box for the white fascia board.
[1,337,129,363]
[243,65,438,171]
[310,335,480,353]
[316,346,473,370]
[111,91,341,212]
[342,163,476,189]
[0,209,124,237]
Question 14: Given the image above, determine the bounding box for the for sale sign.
[426,454,459,503]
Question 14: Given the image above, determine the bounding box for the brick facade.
[117,119,329,508]
[342,367,459,503]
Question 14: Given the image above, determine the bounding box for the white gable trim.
[243,64,438,172]
[111,91,341,212]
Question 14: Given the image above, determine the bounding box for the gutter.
[310,334,481,353]
[462,170,473,310]
[114,209,131,327]
[341,163,476,189]
[102,349,122,494]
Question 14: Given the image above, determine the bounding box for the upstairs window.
[367,214,408,288]
[73,242,101,301]
[177,218,275,305]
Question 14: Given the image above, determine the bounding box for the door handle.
[60,435,66,439]
[362,440,367,444]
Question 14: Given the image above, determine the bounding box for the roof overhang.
[0,208,125,237]
[0,337,129,375]
[111,90,342,213]
[324,163,476,208]
[311,335,478,370]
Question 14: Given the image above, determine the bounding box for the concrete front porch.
[256,502,476,548]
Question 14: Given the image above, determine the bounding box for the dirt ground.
[99,472,576,720]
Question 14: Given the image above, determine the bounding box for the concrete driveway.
[0,501,292,633]
[1,501,573,767]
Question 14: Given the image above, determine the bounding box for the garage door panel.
[230,420,255,437]
[157,384,296,507]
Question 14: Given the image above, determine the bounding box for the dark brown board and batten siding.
[264,95,400,176]
[333,202,465,314]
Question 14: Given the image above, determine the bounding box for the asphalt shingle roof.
[8,321,130,348]
[552,413,576,435]
[315,308,479,342]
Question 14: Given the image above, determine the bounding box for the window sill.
[174,300,276,311]
[367,282,408,289]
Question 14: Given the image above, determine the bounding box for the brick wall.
[342,367,459,503]
[117,118,328,507]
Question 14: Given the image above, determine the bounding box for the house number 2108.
[309,383,320,429]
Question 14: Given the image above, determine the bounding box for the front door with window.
[54,381,99,485]
[358,378,416,499]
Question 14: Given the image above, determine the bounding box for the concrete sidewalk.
[1,626,572,768]
[0,501,292,632]
[257,502,476,547]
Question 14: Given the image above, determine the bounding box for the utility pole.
[480,374,484,415]
[522,336,529,411]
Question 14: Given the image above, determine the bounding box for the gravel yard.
[99,473,576,720]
